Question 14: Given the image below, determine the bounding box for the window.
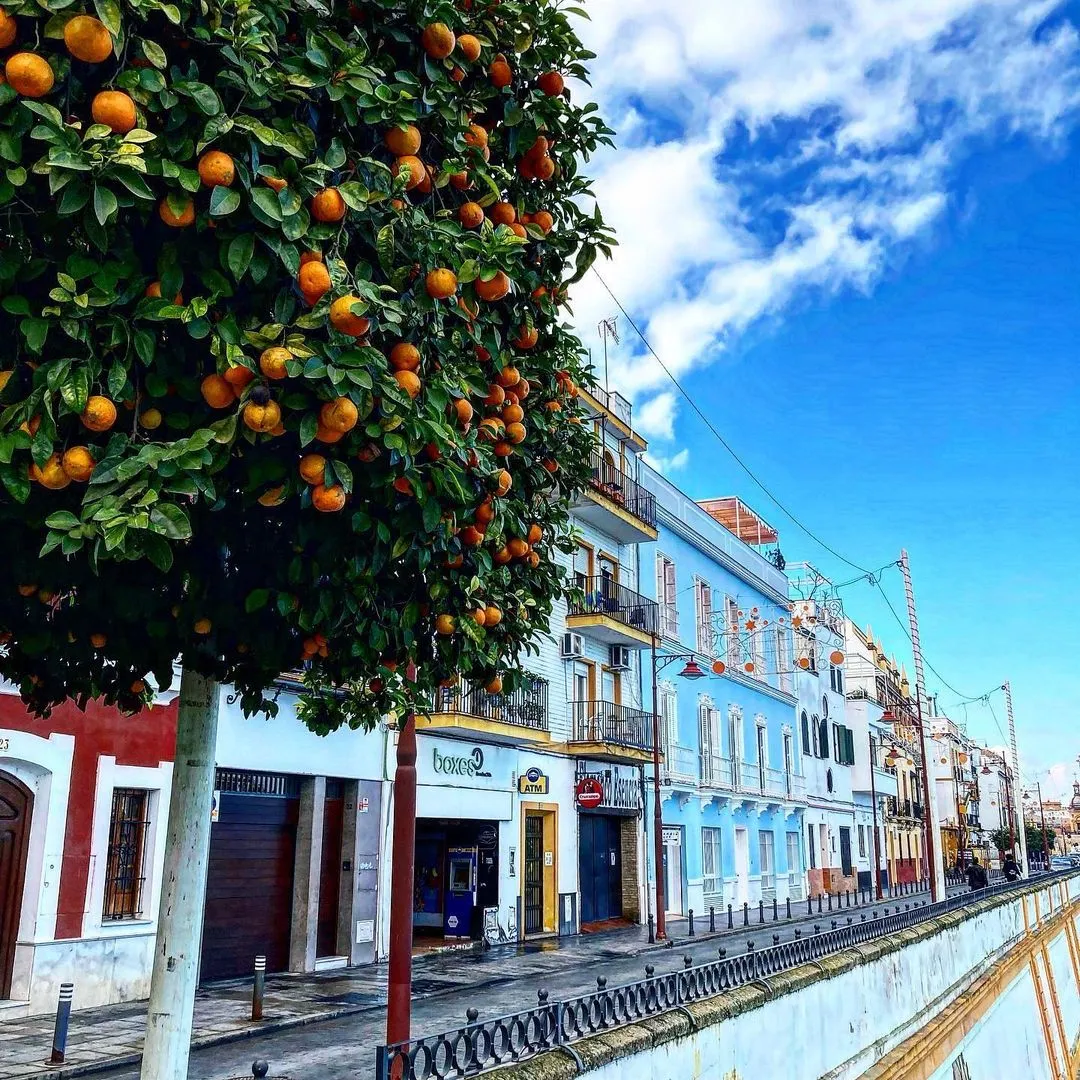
[759,831,775,892]
[811,714,820,757]
[728,705,744,787]
[656,554,678,638]
[858,824,866,858]
[830,664,844,694]
[698,701,720,784]
[783,732,793,779]
[103,789,151,920]
[573,544,592,590]
[818,717,830,760]
[786,831,803,895]
[800,711,811,755]
[659,685,678,762]
[807,824,816,868]
[839,827,852,876]
[756,723,767,792]
[752,627,767,680]
[833,723,842,763]
[702,827,723,897]
[695,579,714,654]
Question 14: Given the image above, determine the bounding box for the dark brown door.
[0,772,33,998]
[200,792,298,982]
[316,795,344,958]
[523,814,544,934]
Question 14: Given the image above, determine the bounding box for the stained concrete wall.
[496,876,1080,1080]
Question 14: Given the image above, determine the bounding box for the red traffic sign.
[576,777,604,809]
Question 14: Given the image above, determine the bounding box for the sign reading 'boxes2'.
[518,767,549,795]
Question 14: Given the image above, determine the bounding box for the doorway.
[839,826,853,878]
[316,786,344,958]
[734,827,750,906]
[663,826,684,916]
[523,813,544,934]
[579,814,622,924]
[0,771,33,999]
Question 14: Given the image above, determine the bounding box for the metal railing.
[584,452,658,529]
[568,575,659,637]
[585,385,634,428]
[886,798,924,821]
[662,744,699,784]
[375,871,1074,1079]
[700,753,735,789]
[569,700,653,751]
[433,678,549,732]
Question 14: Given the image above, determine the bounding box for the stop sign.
[576,777,604,809]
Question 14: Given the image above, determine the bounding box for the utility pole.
[899,550,945,902]
[598,317,618,394]
[868,732,884,900]
[1002,680,1027,871]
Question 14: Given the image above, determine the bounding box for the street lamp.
[650,644,707,941]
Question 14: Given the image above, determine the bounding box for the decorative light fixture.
[711,659,726,676]
[958,752,968,765]
[829,649,845,665]
[885,751,899,767]
[797,656,811,670]
[678,659,708,681]
[981,765,992,775]
[744,661,755,674]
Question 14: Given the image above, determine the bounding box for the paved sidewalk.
[0,882,953,1080]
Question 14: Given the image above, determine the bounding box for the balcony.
[418,677,551,745]
[700,752,735,790]
[698,754,805,802]
[577,385,647,452]
[567,576,659,648]
[573,452,658,544]
[884,797,924,822]
[568,700,653,764]
[662,744,699,787]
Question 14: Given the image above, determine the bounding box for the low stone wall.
[495,875,1080,1080]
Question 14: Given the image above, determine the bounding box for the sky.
[567,0,1080,796]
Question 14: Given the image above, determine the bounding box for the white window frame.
[728,704,744,787]
[694,578,714,655]
[659,683,678,762]
[656,552,678,638]
[759,830,775,893]
[702,827,723,898]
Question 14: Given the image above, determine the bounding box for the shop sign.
[575,763,643,813]
[576,777,604,809]
[518,767,549,795]
[432,745,492,779]
[662,826,682,845]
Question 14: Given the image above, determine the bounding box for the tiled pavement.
[0,883,956,1080]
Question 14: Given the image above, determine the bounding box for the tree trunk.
[140,668,221,1080]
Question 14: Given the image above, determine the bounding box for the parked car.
[1068,854,1080,867]
[1049,855,1072,870]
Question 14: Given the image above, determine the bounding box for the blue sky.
[571,1,1080,794]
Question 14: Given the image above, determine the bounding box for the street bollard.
[49,983,74,1064]
[538,989,549,1008]
[252,1064,269,1079]
[847,891,852,909]
[743,902,749,926]
[831,920,837,930]
[861,913,867,922]
[772,898,778,921]
[688,909,695,936]
[786,897,792,920]
[684,955,693,969]
[873,911,878,920]
[747,941,755,952]
[814,924,821,935]
[818,894,823,914]
[597,976,607,991]
[827,892,833,912]
[773,934,780,945]
[710,906,716,933]
[648,913,654,944]
[758,900,764,924]
[728,903,734,929]
[252,955,266,1022]
[847,917,853,926]
[807,897,812,915]
[645,965,655,978]
[718,947,727,959]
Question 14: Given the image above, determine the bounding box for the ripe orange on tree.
[61,447,95,483]
[474,271,510,301]
[259,347,292,380]
[329,295,370,337]
[139,407,162,430]
[198,150,235,187]
[457,34,481,62]
[201,375,235,409]
[533,210,554,233]
[159,196,195,228]
[507,537,529,559]
[421,22,455,59]
[393,370,421,399]
[502,403,524,424]
[485,675,503,694]
[311,187,347,222]
[495,469,512,496]
[31,454,71,490]
[6,54,54,98]
[298,454,326,485]
[505,422,526,444]
[242,390,281,433]
[514,326,539,349]
[92,91,137,134]
[436,614,456,636]
[485,605,503,626]
[64,15,112,63]
[464,122,488,148]
[392,155,425,190]
[0,10,15,49]
[311,484,346,512]
[384,124,421,156]
[223,365,254,394]
[425,268,457,299]
[319,396,359,433]
[489,54,512,88]
[459,202,484,228]
[453,398,474,427]
[538,71,564,96]
[490,201,516,225]
[527,524,543,545]
[496,365,520,387]
[298,260,331,305]
[390,343,420,372]
[81,395,117,432]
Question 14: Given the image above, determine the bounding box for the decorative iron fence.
[584,452,658,529]
[568,575,659,637]
[433,677,549,732]
[375,871,1073,1080]
[569,700,652,751]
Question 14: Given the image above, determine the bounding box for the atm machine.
[443,845,477,938]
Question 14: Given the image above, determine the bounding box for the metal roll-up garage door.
[200,770,299,983]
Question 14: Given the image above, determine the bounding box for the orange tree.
[0,0,615,734]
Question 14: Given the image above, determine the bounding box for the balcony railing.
[586,385,633,429]
[700,752,735,789]
[433,677,549,731]
[698,755,805,800]
[569,576,659,637]
[585,452,657,530]
[569,700,653,751]
[884,797,924,821]
[662,744,699,784]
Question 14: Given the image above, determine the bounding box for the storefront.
[575,761,644,928]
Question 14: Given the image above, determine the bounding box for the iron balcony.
[568,699,654,763]
[572,451,658,544]
[566,575,659,648]
[419,677,551,746]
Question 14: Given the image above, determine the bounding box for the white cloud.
[644,447,690,474]
[569,1,1080,437]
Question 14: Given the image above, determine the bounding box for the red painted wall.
[0,693,178,938]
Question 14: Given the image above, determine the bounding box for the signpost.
[575,777,604,809]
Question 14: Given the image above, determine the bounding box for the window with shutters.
[659,684,678,762]
[702,828,723,896]
[833,722,842,764]
[858,824,866,858]
[777,628,793,692]
[759,830,775,892]
[756,722,767,793]
[656,553,678,638]
[103,789,151,920]
[807,823,816,868]
[829,663,844,694]
[818,717,830,760]
[694,578,714,654]
[810,713,820,757]
[727,704,744,787]
[800,711,811,755]
[699,700,721,784]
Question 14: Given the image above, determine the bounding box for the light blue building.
[639,467,806,921]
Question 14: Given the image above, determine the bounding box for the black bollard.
[683,955,693,969]
[718,947,727,959]
[645,965,655,978]
[818,894,823,914]
[253,1065,269,1079]
[688,909,695,936]
[728,903,734,929]
[747,941,755,952]
[710,906,716,933]
[786,897,792,920]
[827,892,833,912]
[807,896,812,915]
[648,912,655,944]
[795,928,802,938]
[773,898,778,921]
[597,976,607,991]
[538,989,550,1007]
[49,983,74,1064]
[743,902,749,926]
[758,900,764,924]
[773,933,780,945]
[252,955,266,1022]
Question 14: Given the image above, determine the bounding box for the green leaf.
[93,185,118,226]
[143,533,174,572]
[45,511,81,530]
[160,3,181,24]
[185,83,222,116]
[122,129,157,145]
[299,412,318,447]
[140,39,167,69]
[2,467,30,504]
[21,317,47,352]
[57,182,89,215]
[338,181,369,211]
[251,186,283,221]
[227,234,254,281]
[376,224,395,274]
[93,0,122,35]
[60,368,91,414]
[209,186,241,216]
[149,503,192,540]
[112,169,154,200]
[2,295,29,315]
[245,588,270,613]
